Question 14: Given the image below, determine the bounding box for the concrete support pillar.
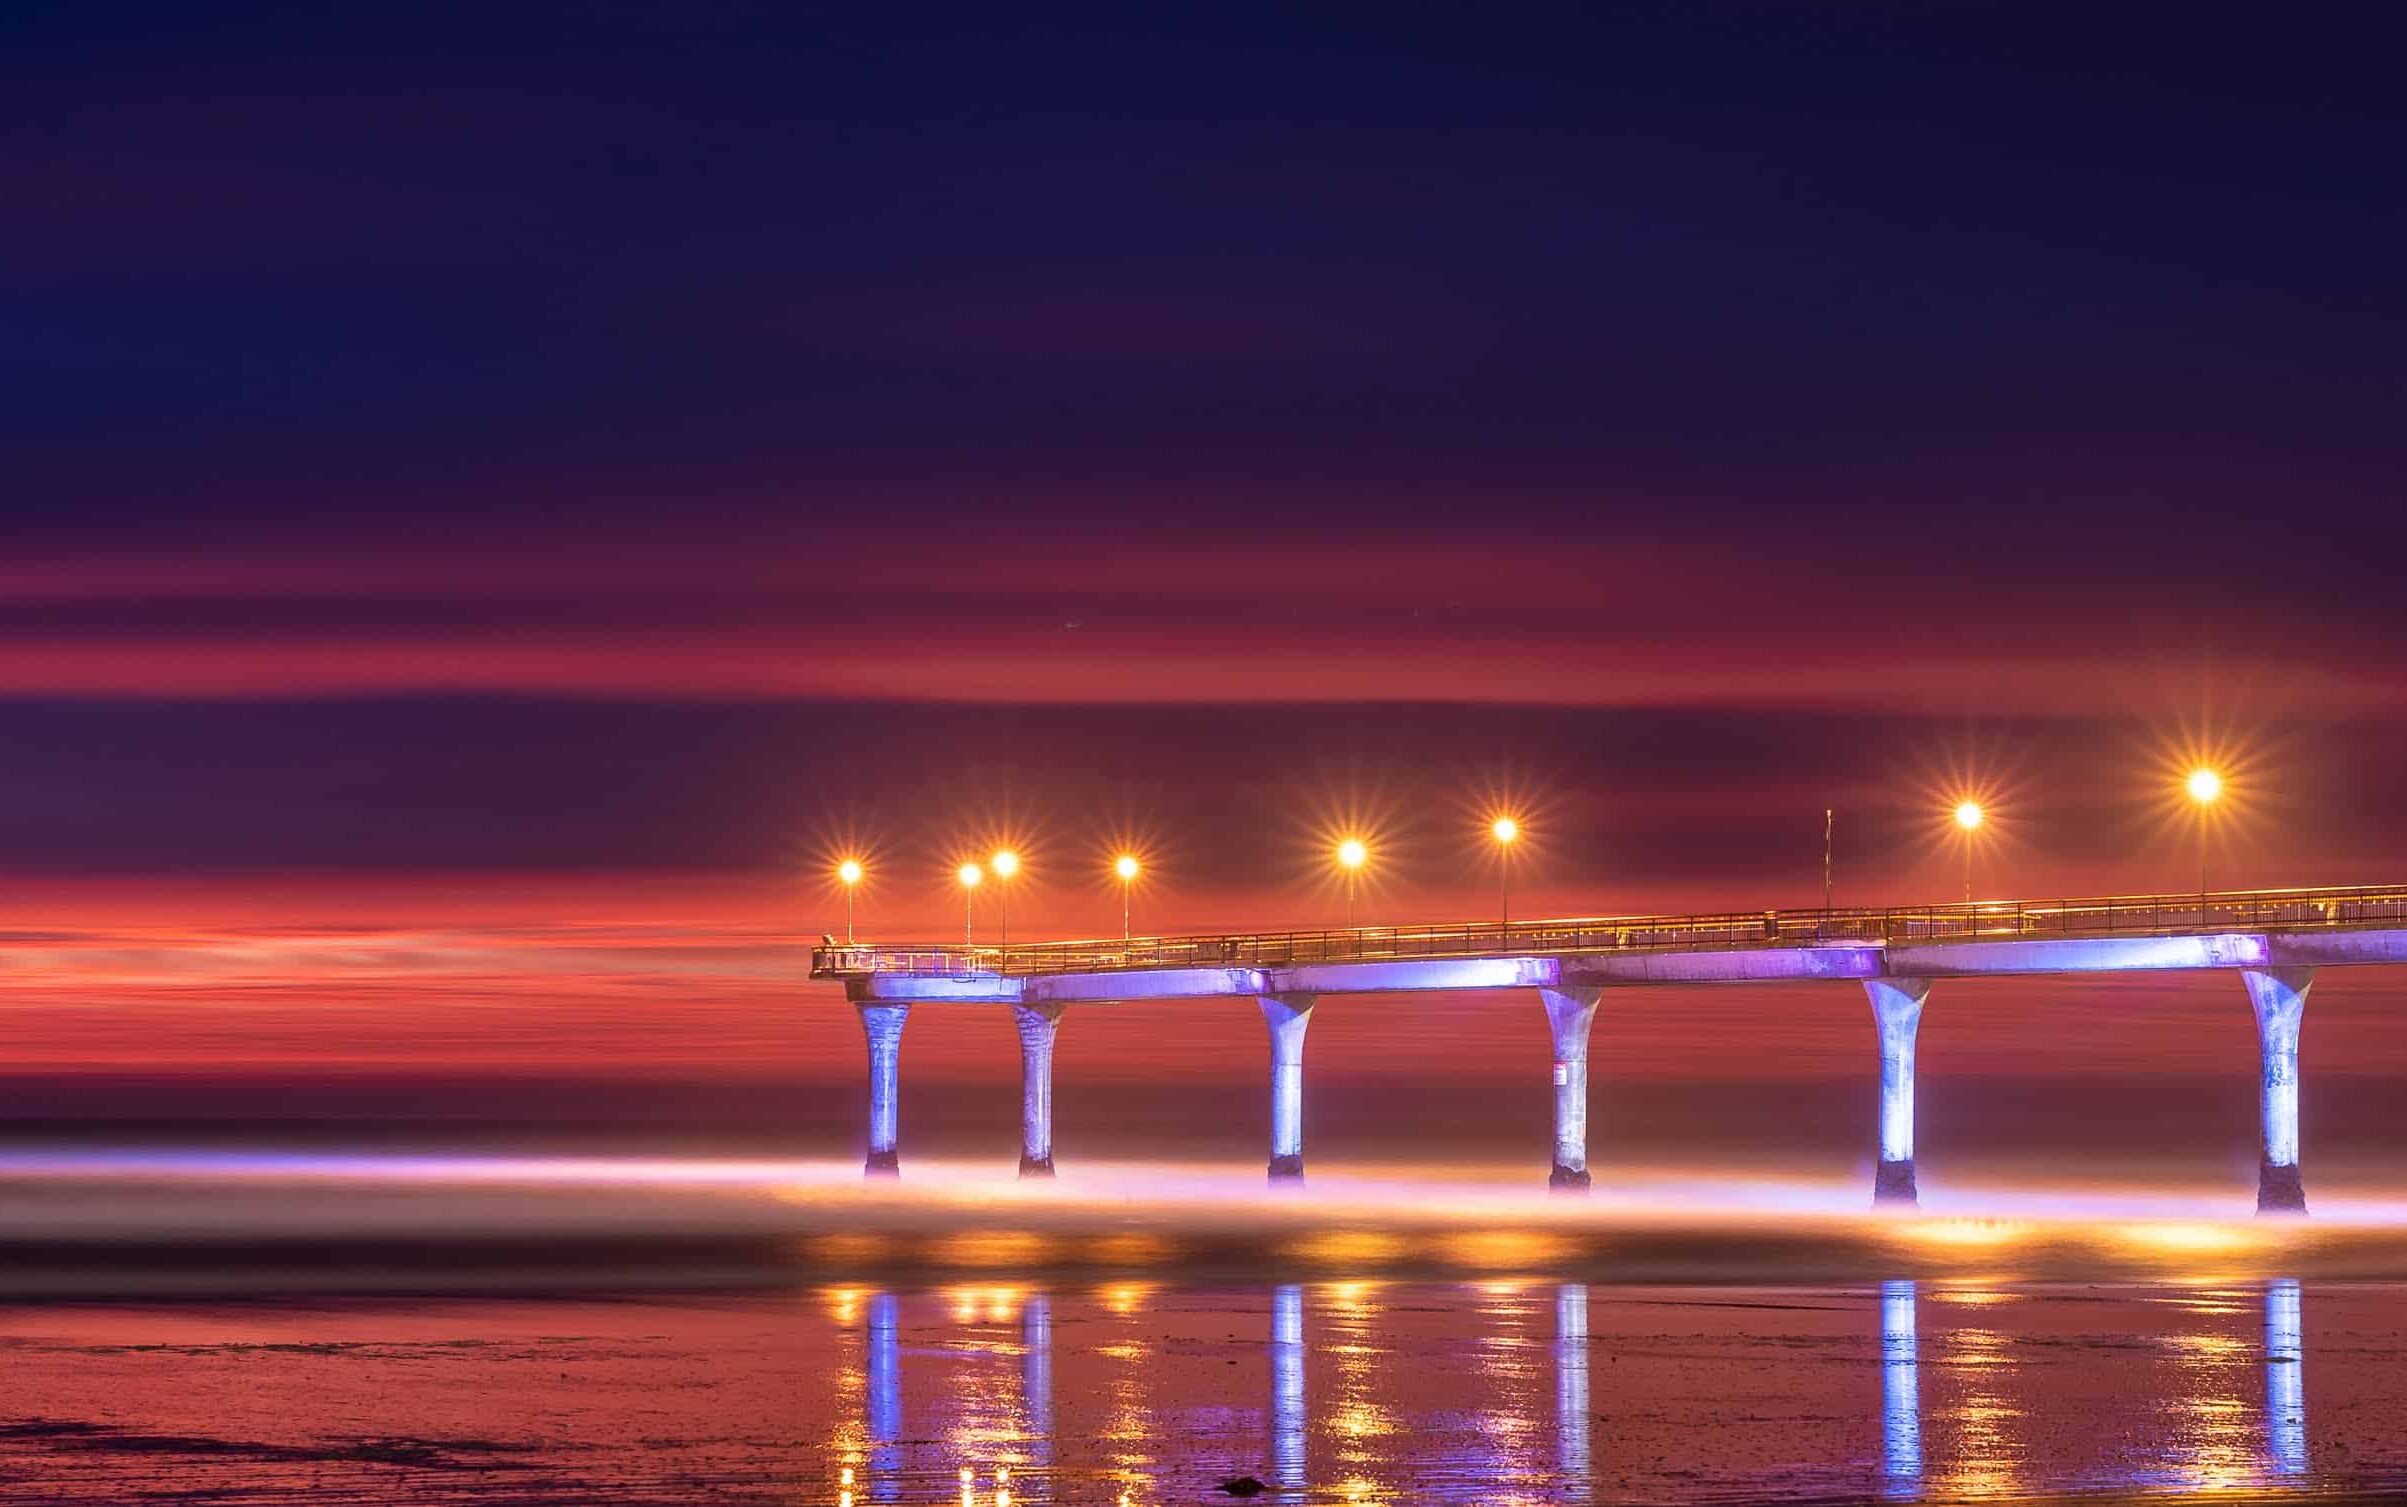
[857,1003,909,1178]
[1013,1002,1067,1178]
[1864,978,1931,1206]
[1259,994,1316,1182]
[1540,986,1603,1191]
[2243,967,2314,1215]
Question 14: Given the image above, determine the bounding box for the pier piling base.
[1873,1158,1918,1205]
[2258,1160,2307,1216]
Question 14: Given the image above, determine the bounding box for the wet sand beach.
[5,1278,2406,1504]
[6,1158,2407,1502]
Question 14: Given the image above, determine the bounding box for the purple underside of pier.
[843,929,2407,1004]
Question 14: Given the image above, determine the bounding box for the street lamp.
[1489,816,1520,929]
[1951,801,1983,904]
[1335,837,1368,929]
[1113,853,1140,941]
[989,849,1020,954]
[2186,767,2223,906]
[957,862,982,947]
[836,858,864,943]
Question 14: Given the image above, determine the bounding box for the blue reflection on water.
[1024,1292,1055,1481]
[2266,1278,2305,1477]
[1556,1283,1591,1487]
[1881,1280,1921,1497]
[866,1290,902,1502]
[829,1277,2323,1502]
[1272,1283,1306,1487]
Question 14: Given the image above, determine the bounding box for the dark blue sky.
[4,2,2402,896]
[12,4,2405,526]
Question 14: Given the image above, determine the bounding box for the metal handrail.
[808,883,2407,980]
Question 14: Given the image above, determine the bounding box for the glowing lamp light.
[1490,816,1519,844]
[958,863,983,889]
[1336,838,1368,870]
[2187,768,2224,805]
[990,849,1020,878]
[1953,801,1984,832]
[837,859,864,886]
[1114,854,1140,881]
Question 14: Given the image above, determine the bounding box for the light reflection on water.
[829,1278,2327,1505]
[2267,1279,2305,1477]
[1556,1282,1590,1490]
[0,1272,2383,1504]
[1882,1279,1921,1496]
[1273,1283,1306,1489]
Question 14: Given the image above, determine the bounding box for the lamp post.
[1336,838,1367,930]
[1951,801,1983,905]
[1823,807,1833,913]
[1489,816,1519,929]
[957,862,982,948]
[2187,767,2223,910]
[990,849,1020,959]
[837,858,864,943]
[1114,853,1140,941]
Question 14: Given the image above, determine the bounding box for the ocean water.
[3,1274,2403,1503]
[6,1156,2407,1502]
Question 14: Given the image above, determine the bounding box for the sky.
[3,4,2404,1174]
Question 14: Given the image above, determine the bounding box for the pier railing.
[809,883,2407,980]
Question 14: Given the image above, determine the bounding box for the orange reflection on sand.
[807,1232,893,1269]
[1900,1218,2032,1249]
[940,1284,1027,1324]
[1323,1280,1379,1313]
[1087,1232,1177,1267]
[933,1230,1056,1269]
[1931,1328,2026,1498]
[1287,1229,1410,1268]
[2108,1221,2259,1255]
[1437,1230,1572,1270]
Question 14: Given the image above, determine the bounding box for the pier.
[812,884,2407,1210]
